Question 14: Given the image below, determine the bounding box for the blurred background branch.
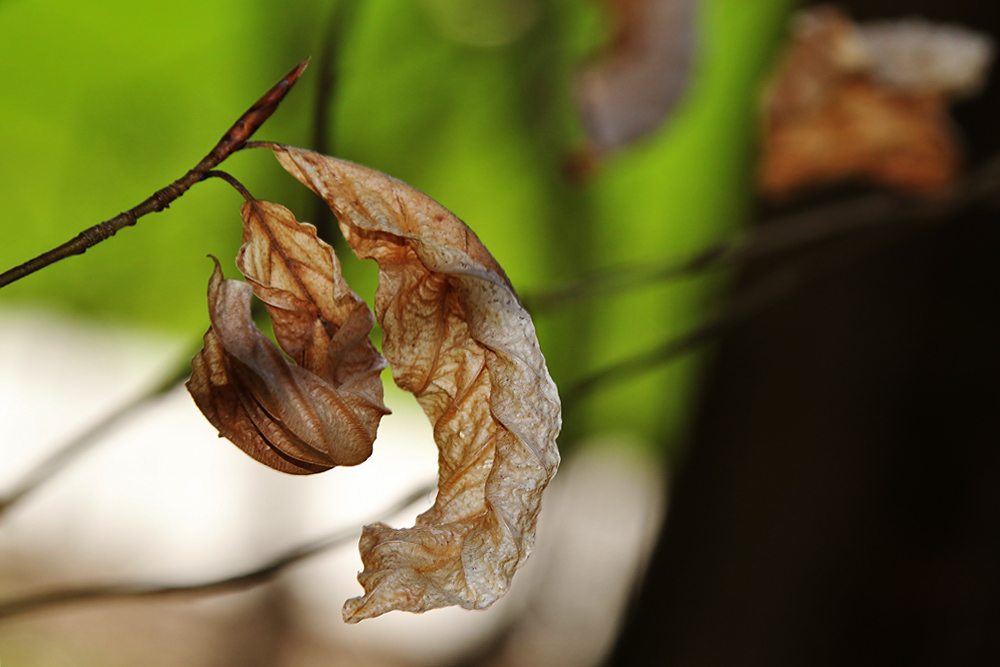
[0,351,197,521]
[0,481,435,621]
[526,148,1000,313]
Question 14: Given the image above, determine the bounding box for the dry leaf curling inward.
[271,145,562,622]
[187,198,389,475]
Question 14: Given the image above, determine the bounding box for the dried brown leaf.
[270,145,562,621]
[187,199,388,474]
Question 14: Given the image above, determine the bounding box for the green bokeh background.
[0,0,793,454]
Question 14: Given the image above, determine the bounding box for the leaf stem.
[0,59,309,290]
[204,170,255,204]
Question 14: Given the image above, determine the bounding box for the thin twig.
[0,59,310,290]
[0,482,435,621]
[526,151,1000,312]
[0,353,198,521]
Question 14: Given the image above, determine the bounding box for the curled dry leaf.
[187,198,389,474]
[271,145,562,622]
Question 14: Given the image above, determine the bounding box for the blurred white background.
[0,307,664,666]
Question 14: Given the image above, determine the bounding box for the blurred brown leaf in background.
[759,5,994,199]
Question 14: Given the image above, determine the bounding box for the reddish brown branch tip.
[206,58,310,163]
[0,59,310,290]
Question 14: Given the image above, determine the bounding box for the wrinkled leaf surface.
[187,199,388,474]
[272,145,562,622]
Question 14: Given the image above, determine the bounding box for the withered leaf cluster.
[188,198,388,474]
[187,146,561,622]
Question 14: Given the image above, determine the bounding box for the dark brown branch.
[0,59,310,290]
[526,151,1000,313]
[0,482,435,621]
[0,352,198,520]
[310,0,360,245]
